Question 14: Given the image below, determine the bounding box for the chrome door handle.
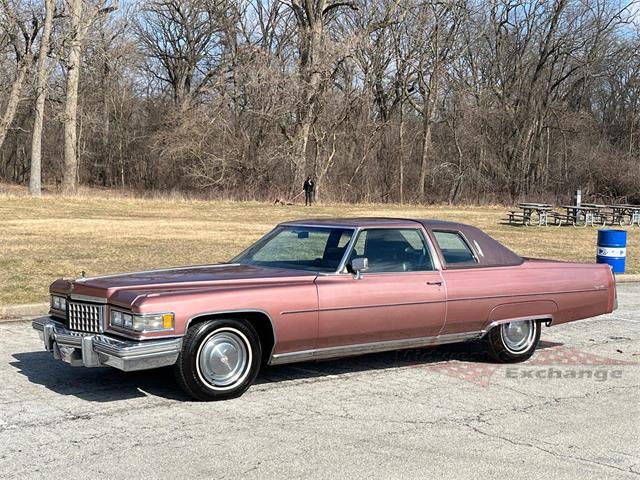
[426,281,442,286]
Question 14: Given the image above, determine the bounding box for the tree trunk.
[62,0,84,194]
[29,0,55,197]
[398,104,405,204]
[290,4,325,196]
[0,61,29,152]
[418,111,432,198]
[292,117,312,194]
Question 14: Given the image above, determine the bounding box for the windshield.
[232,226,354,272]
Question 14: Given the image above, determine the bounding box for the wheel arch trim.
[479,314,554,338]
[185,309,277,363]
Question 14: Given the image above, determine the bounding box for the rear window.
[433,231,478,266]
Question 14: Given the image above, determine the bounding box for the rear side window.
[433,231,478,266]
[347,228,435,272]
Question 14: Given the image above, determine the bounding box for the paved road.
[1,285,639,479]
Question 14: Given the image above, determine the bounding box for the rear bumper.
[32,316,182,372]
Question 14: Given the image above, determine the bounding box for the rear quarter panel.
[440,260,613,335]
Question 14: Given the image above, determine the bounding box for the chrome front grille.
[67,302,105,333]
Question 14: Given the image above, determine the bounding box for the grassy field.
[0,189,637,305]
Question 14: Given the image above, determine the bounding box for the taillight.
[608,268,618,312]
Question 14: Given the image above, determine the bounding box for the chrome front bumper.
[32,316,182,372]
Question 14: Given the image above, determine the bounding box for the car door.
[314,228,446,350]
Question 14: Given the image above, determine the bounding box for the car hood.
[50,263,318,308]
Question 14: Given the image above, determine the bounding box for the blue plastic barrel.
[596,229,627,273]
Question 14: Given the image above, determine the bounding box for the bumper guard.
[32,316,182,372]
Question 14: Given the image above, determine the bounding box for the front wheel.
[485,319,540,363]
[174,319,261,401]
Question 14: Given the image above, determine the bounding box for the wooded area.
[1,0,639,203]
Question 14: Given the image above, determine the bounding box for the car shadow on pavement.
[11,351,190,402]
[257,340,564,385]
[11,340,565,402]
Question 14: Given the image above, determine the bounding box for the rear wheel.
[174,319,261,401]
[485,319,540,363]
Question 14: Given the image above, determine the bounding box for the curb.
[0,303,48,321]
[616,274,640,283]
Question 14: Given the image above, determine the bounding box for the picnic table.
[511,203,553,226]
[505,202,640,228]
[580,203,612,226]
[561,205,599,227]
[610,204,640,226]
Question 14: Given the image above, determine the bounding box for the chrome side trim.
[480,315,554,336]
[269,331,483,365]
[447,288,607,303]
[186,309,277,362]
[281,298,446,315]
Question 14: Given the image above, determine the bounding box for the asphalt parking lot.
[1,285,638,479]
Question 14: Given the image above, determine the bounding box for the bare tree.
[61,0,118,194]
[135,0,231,110]
[0,0,639,204]
[402,0,467,198]
[0,0,38,151]
[285,0,358,193]
[29,0,55,196]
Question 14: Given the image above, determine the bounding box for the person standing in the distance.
[303,176,315,206]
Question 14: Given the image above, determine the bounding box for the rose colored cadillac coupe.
[33,218,617,400]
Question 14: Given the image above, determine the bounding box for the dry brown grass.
[1,187,637,305]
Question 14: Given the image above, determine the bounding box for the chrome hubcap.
[501,320,535,353]
[198,329,249,388]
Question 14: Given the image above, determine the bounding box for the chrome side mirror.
[350,257,368,279]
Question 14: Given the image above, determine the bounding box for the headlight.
[111,310,123,326]
[51,295,66,311]
[110,310,174,332]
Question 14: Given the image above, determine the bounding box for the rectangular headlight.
[110,310,173,332]
[132,313,174,332]
[50,295,66,311]
[123,313,133,329]
[111,310,123,326]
